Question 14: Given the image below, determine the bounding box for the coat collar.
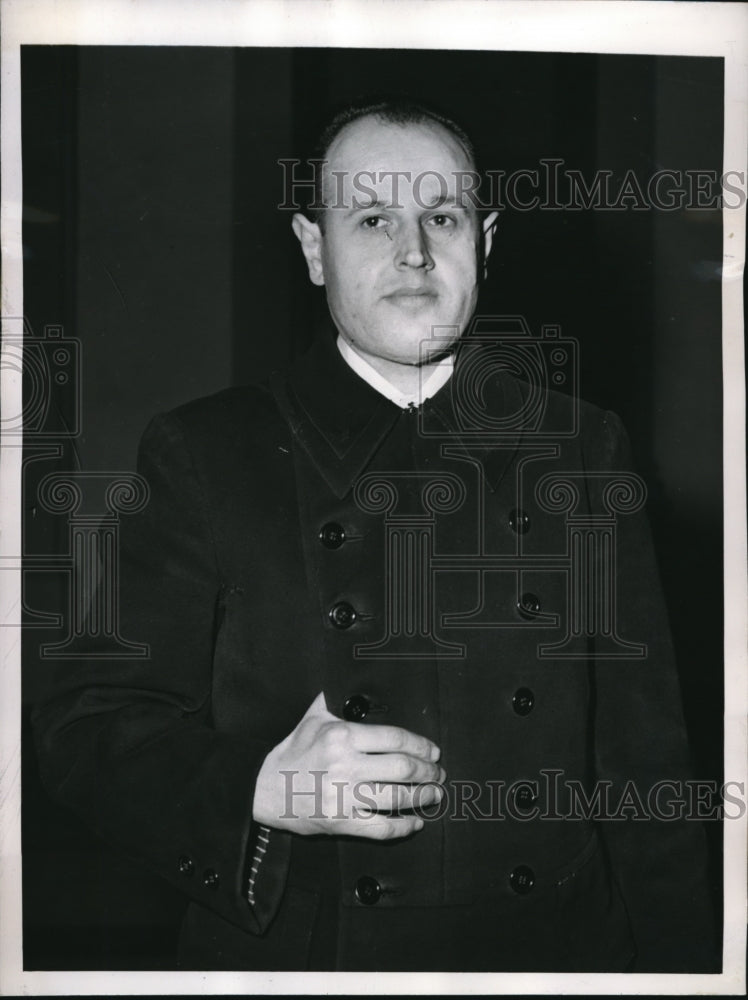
[271,330,401,498]
[271,329,525,499]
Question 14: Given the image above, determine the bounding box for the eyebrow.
[347,197,471,213]
[349,198,391,212]
[422,196,471,212]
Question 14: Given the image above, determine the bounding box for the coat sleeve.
[31,410,289,935]
[586,409,718,972]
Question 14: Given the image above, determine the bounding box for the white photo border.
[1,0,746,995]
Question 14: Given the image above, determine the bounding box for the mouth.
[384,289,438,309]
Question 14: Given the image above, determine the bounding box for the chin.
[390,325,460,363]
[419,331,462,362]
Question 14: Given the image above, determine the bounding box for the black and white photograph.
[1,0,746,993]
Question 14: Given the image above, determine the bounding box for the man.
[32,98,715,972]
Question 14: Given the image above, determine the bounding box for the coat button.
[343,695,370,722]
[510,865,536,894]
[355,875,382,905]
[513,783,538,811]
[517,592,541,619]
[177,856,194,876]
[319,522,346,549]
[509,508,530,534]
[329,601,357,629]
[203,869,220,890]
[512,687,535,716]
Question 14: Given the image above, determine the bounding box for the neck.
[343,340,446,394]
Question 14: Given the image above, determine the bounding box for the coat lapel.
[271,332,401,498]
[272,330,527,498]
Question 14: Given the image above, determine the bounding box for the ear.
[292,212,325,286]
[482,211,499,276]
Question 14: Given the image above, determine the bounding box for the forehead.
[322,116,475,204]
[326,115,473,173]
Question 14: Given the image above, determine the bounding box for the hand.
[252,692,445,839]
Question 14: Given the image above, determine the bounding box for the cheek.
[332,243,381,288]
[350,257,389,311]
[442,249,479,301]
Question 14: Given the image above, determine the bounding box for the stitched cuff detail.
[247,825,271,906]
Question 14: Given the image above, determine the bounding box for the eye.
[360,215,388,230]
[426,214,455,229]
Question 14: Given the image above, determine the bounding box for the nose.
[394,222,434,271]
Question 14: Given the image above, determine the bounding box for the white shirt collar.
[336,335,454,409]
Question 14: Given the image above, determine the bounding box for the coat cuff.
[244,822,292,932]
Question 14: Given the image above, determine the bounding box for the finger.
[354,754,446,786]
[350,780,444,814]
[334,812,426,841]
[348,722,440,762]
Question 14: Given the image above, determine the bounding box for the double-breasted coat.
[32,329,715,972]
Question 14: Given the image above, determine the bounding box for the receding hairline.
[323,112,477,173]
[312,112,481,229]
[307,98,482,227]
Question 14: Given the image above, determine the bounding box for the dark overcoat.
[32,330,715,972]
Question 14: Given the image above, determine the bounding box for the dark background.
[19,46,724,969]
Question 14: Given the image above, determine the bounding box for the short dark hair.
[307,95,480,226]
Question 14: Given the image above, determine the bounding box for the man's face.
[293,116,497,367]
